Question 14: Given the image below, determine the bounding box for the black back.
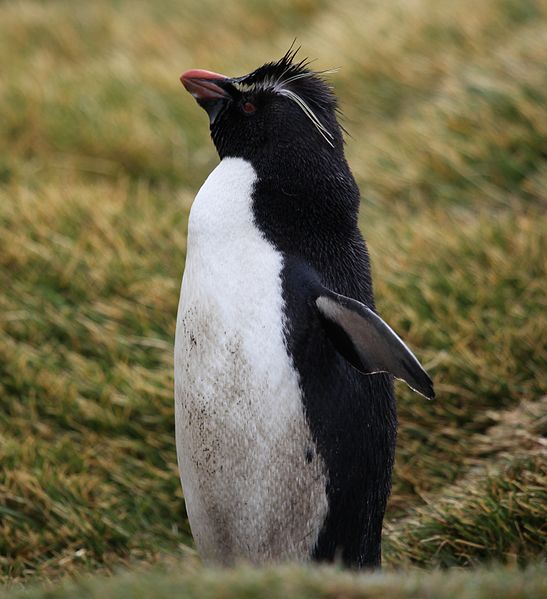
[208,50,397,568]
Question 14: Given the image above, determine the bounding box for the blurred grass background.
[0,0,546,596]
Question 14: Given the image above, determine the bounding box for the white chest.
[174,158,327,565]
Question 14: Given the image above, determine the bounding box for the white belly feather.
[174,158,328,565]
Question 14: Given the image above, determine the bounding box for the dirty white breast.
[174,157,327,565]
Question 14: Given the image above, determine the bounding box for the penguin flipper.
[316,291,435,400]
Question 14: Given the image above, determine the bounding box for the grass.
[0,0,546,595]
[3,563,547,599]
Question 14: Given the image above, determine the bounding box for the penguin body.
[175,50,434,568]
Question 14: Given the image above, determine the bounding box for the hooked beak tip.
[180,69,230,101]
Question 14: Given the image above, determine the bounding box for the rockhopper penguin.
[174,49,434,569]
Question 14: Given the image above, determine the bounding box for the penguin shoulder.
[282,256,435,400]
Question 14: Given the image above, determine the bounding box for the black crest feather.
[231,45,338,111]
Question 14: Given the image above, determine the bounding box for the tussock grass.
[3,563,547,599]
[0,0,546,592]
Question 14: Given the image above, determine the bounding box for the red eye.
[242,101,256,114]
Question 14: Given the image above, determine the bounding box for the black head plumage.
[181,47,344,161]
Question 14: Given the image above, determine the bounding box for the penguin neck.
[247,147,363,269]
[260,136,353,197]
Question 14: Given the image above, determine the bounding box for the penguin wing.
[316,290,435,399]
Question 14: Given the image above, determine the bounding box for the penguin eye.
[242,101,256,115]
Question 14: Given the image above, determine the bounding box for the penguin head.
[181,48,344,163]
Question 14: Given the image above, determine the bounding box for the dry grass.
[0,0,546,593]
